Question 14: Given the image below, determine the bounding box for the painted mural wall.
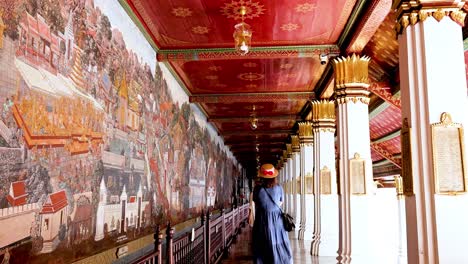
[0,1,239,263]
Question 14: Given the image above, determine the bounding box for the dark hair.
[261,177,277,188]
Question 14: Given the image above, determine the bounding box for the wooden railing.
[130,204,249,264]
[134,227,163,264]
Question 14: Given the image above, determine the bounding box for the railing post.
[221,208,226,249]
[201,210,207,264]
[166,222,174,264]
[205,210,211,264]
[154,225,162,263]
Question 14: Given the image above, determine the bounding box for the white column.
[395,3,468,263]
[298,122,314,240]
[395,176,407,264]
[310,100,338,257]
[333,54,376,263]
[282,150,289,213]
[286,143,293,214]
[291,135,300,231]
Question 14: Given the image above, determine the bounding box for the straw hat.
[258,163,279,178]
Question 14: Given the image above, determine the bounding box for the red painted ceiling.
[127,0,357,49]
[127,0,411,174]
[369,105,401,140]
[170,57,325,94]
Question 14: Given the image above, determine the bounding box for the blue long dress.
[252,184,292,264]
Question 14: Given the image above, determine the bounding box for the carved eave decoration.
[393,0,467,35]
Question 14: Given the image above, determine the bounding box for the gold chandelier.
[233,6,252,55]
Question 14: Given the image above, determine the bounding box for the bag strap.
[262,187,284,213]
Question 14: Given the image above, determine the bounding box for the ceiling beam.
[371,129,400,144]
[208,114,300,122]
[189,92,314,103]
[222,129,292,136]
[156,45,340,62]
[370,143,402,168]
[369,82,401,109]
[345,0,392,53]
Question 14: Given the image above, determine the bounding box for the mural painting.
[0,0,238,263]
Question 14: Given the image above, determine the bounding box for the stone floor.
[221,227,336,264]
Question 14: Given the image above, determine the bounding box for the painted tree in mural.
[0,0,23,40]
[26,165,52,203]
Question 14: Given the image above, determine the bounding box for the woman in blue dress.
[252,163,292,264]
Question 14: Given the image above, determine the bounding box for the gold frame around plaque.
[320,166,332,194]
[401,118,414,196]
[305,172,314,194]
[431,112,467,195]
[349,153,366,195]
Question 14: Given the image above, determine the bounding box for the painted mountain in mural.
[0,0,239,263]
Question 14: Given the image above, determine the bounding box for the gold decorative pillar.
[310,100,337,256]
[291,135,301,228]
[394,1,468,263]
[298,121,314,240]
[333,54,374,263]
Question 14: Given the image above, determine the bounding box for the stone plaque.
[401,118,414,196]
[431,112,466,194]
[305,172,314,194]
[320,166,332,194]
[350,153,366,195]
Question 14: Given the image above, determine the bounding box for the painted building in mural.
[0,0,239,263]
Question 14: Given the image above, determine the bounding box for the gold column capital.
[298,121,313,145]
[393,0,466,35]
[311,99,336,132]
[282,149,288,162]
[286,143,292,158]
[291,134,300,152]
[333,54,371,105]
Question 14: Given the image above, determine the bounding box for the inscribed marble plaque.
[305,173,314,194]
[320,167,331,194]
[350,153,366,195]
[432,113,466,194]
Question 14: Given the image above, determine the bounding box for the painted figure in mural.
[252,164,292,264]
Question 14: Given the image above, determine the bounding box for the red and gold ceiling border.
[189,92,314,103]
[208,115,300,122]
[157,45,340,62]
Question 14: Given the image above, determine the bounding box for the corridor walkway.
[221,227,336,264]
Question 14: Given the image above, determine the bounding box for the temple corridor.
[222,227,336,264]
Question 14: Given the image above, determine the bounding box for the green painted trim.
[372,129,400,144]
[337,0,369,49]
[118,0,159,51]
[373,159,392,166]
[369,101,389,119]
[158,44,340,54]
